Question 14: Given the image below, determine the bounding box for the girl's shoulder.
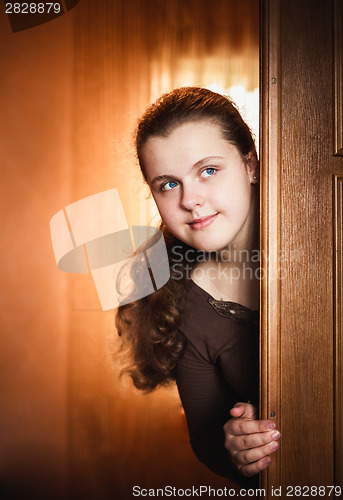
[178,279,258,362]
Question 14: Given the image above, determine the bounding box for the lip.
[188,213,218,230]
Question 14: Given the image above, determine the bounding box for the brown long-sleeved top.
[175,279,259,488]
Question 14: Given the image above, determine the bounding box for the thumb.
[230,402,257,420]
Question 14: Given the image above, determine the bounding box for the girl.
[116,87,280,487]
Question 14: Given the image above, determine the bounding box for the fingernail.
[270,441,279,451]
[272,431,281,440]
[266,422,276,430]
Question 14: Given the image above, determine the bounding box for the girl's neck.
[190,188,260,310]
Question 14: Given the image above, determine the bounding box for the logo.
[50,189,169,310]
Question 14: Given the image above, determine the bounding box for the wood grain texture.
[334,175,343,487]
[334,0,343,156]
[261,0,343,492]
[280,0,335,484]
[260,0,282,493]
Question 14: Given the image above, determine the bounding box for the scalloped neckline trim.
[190,279,259,323]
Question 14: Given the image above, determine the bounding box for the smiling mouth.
[188,213,218,230]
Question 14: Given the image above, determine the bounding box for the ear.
[246,150,259,184]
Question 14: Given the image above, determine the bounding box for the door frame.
[260,0,281,491]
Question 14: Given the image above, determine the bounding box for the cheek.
[154,196,177,223]
[216,183,252,214]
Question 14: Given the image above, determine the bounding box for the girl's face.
[141,120,258,253]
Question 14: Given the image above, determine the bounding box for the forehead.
[141,121,239,181]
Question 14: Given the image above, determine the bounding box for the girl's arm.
[176,341,259,487]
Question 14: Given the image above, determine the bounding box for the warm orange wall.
[0,9,74,499]
[0,1,259,498]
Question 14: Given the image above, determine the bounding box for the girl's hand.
[223,402,281,477]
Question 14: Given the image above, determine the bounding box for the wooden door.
[261,0,343,495]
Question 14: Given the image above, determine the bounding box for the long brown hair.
[115,87,256,391]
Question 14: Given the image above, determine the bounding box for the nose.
[180,183,205,211]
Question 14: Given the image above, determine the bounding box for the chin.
[191,241,227,253]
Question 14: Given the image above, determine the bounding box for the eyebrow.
[150,156,225,185]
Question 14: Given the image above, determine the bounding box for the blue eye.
[161,180,178,191]
[201,167,216,178]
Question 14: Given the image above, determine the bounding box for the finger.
[230,402,257,420]
[234,438,280,467]
[226,418,276,436]
[238,456,272,477]
[229,430,281,452]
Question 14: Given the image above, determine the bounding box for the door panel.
[334,174,343,487]
[261,0,343,493]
